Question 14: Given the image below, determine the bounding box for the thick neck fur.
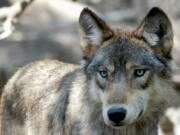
[62,71,171,135]
[51,67,173,135]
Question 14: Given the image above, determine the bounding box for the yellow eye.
[134,69,146,77]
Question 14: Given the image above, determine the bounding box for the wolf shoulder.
[1,59,81,104]
[6,59,79,85]
[0,59,82,135]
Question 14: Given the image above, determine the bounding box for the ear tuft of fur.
[79,8,113,59]
[146,7,167,18]
[137,7,173,59]
[79,8,103,46]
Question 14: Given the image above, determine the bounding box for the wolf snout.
[107,107,126,125]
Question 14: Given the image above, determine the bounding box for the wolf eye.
[134,69,146,77]
[99,71,108,78]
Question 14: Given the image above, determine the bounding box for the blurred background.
[0,0,180,134]
[0,0,180,84]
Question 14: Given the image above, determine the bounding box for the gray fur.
[0,7,175,135]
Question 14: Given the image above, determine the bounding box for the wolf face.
[79,7,173,129]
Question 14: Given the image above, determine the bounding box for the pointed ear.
[136,7,173,59]
[79,8,113,59]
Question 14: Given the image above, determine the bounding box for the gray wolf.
[0,7,175,135]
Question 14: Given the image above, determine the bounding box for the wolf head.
[79,7,173,129]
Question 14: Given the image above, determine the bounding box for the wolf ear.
[79,8,113,59]
[137,7,173,59]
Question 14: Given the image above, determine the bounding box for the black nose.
[107,108,126,124]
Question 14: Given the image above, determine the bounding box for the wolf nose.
[107,108,126,124]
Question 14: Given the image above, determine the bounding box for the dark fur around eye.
[99,71,108,78]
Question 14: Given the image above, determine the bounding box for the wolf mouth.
[112,122,124,127]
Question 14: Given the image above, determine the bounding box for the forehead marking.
[126,62,146,70]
